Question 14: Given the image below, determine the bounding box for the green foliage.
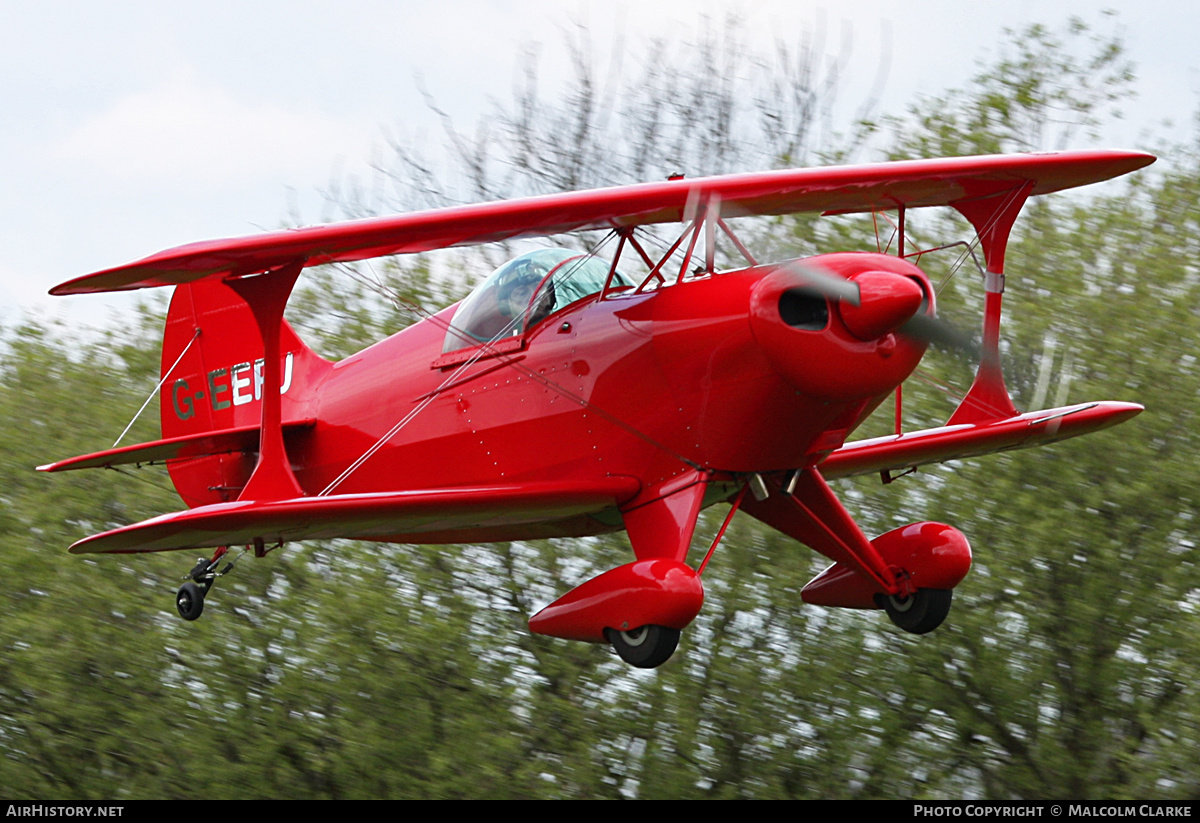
[286,254,470,361]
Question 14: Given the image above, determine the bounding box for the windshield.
[442,249,629,352]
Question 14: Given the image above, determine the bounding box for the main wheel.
[604,625,680,668]
[176,581,206,621]
[878,588,952,634]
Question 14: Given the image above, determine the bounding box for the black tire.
[176,581,206,621]
[604,625,680,668]
[878,588,952,634]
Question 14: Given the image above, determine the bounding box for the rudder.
[160,279,329,507]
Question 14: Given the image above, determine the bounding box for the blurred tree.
[351,13,861,213]
[880,14,1135,158]
[0,314,188,798]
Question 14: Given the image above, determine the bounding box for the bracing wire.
[112,329,201,448]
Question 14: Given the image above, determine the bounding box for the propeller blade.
[776,258,976,355]
[778,260,861,306]
[899,311,978,355]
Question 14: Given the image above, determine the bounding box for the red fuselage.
[252,252,932,537]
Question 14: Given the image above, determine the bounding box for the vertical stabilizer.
[159,278,329,507]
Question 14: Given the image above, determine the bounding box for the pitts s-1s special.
[41,150,1153,667]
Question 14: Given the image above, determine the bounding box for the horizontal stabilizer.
[821,401,1142,480]
[52,151,1153,295]
[37,420,315,473]
[67,477,641,554]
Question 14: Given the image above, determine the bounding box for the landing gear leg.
[175,547,235,621]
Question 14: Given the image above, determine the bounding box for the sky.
[1,0,1195,327]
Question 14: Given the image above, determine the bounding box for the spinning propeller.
[778,259,976,355]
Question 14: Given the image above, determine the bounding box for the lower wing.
[68,477,640,554]
[821,401,1142,480]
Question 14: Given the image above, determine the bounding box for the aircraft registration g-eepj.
[41,150,1154,668]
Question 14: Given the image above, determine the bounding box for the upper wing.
[52,150,1153,296]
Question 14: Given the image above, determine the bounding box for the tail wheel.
[176,581,206,621]
[878,588,952,634]
[604,625,680,668]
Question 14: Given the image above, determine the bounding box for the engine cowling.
[749,252,933,401]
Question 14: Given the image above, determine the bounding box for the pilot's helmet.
[498,263,544,308]
[507,267,543,292]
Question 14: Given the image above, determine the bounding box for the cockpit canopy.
[442,248,630,353]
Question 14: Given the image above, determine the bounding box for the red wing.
[820,401,1142,480]
[52,150,1153,295]
[67,477,641,554]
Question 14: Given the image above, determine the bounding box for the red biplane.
[41,150,1153,668]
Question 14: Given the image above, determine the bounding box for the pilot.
[497,264,557,330]
[528,280,556,326]
[499,270,541,319]
[445,250,574,351]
